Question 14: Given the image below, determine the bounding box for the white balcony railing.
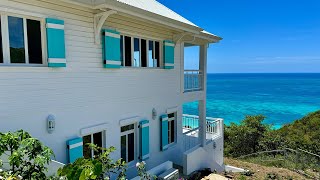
[184,70,203,92]
[182,114,223,152]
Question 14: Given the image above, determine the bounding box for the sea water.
[183,73,320,128]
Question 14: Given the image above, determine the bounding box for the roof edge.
[95,2,204,34]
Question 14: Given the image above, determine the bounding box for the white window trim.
[120,123,138,165]
[80,123,108,136]
[119,116,140,126]
[120,32,163,69]
[0,12,47,67]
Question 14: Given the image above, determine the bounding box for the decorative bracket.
[94,10,117,44]
[173,32,193,44]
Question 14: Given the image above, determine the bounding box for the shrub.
[136,161,156,180]
[58,144,126,180]
[0,130,54,179]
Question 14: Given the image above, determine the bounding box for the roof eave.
[196,32,223,43]
[94,2,204,35]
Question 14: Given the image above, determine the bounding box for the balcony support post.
[199,43,208,146]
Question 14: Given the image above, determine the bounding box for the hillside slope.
[277,110,320,155]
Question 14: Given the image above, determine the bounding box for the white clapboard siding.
[0,1,189,177]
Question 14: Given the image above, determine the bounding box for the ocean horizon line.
[206,72,320,74]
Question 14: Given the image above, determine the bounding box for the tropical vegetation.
[224,110,320,178]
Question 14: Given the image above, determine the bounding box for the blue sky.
[158,0,320,73]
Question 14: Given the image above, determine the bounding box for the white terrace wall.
[0,0,187,178]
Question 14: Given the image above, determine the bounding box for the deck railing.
[184,70,203,92]
[182,114,223,151]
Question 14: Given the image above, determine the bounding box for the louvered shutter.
[163,40,174,69]
[160,115,169,151]
[102,29,121,68]
[139,120,150,160]
[66,137,83,163]
[46,18,66,67]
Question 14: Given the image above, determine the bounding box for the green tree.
[58,145,126,180]
[259,130,287,151]
[224,115,270,157]
[0,130,54,179]
[277,111,320,154]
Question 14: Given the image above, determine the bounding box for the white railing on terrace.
[182,114,223,152]
[184,70,203,92]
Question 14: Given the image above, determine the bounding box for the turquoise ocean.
[183,73,320,128]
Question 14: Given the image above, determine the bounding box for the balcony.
[184,70,203,92]
[182,114,223,152]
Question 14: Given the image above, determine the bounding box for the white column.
[198,43,208,147]
[180,42,185,94]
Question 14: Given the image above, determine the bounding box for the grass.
[220,158,308,180]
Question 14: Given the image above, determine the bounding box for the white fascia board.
[195,33,223,43]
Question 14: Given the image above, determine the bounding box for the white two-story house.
[0,0,223,178]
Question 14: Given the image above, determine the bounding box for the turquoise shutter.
[66,137,83,163]
[103,29,121,68]
[46,18,66,67]
[139,120,150,160]
[163,40,174,69]
[160,115,169,151]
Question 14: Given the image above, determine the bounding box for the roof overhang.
[61,0,222,43]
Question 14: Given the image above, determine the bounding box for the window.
[124,36,132,67]
[120,34,161,68]
[133,38,140,67]
[155,41,160,67]
[120,124,135,163]
[141,39,147,67]
[0,14,44,65]
[168,113,176,144]
[83,131,104,159]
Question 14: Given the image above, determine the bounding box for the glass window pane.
[148,41,153,67]
[0,16,3,63]
[124,36,132,67]
[27,19,42,64]
[170,120,175,143]
[93,132,102,156]
[121,124,134,132]
[121,135,126,162]
[133,38,140,67]
[128,133,135,162]
[155,41,160,67]
[120,35,124,66]
[168,113,175,118]
[83,135,92,159]
[141,39,147,67]
[8,16,25,63]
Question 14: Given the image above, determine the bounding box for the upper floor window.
[0,14,44,65]
[120,35,161,68]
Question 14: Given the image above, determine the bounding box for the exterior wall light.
[47,114,55,134]
[152,108,157,120]
[212,141,217,149]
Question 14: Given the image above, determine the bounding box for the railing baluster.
[184,70,203,92]
[182,114,223,152]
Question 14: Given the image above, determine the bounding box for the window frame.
[168,112,177,146]
[0,12,47,67]
[120,123,137,165]
[120,32,163,69]
[82,131,105,159]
